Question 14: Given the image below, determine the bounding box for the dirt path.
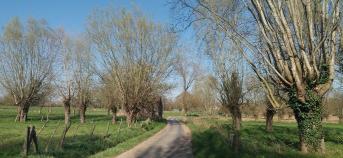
[115,118,193,158]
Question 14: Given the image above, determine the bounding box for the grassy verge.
[0,106,166,158]
[90,122,165,158]
[186,116,343,158]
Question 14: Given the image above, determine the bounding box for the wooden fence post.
[23,126,30,156]
[29,126,39,153]
[23,125,39,156]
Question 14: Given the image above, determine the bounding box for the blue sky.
[0,0,201,99]
[0,0,173,35]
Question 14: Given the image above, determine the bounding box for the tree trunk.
[126,112,135,126]
[232,115,241,131]
[182,92,187,115]
[157,97,163,120]
[15,106,21,122]
[79,104,86,123]
[320,138,325,154]
[232,130,240,153]
[18,104,30,122]
[291,92,324,153]
[265,108,276,132]
[339,117,343,124]
[229,106,242,152]
[299,135,308,153]
[63,99,71,125]
[111,106,117,124]
[230,106,242,131]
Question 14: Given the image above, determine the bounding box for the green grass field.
[0,106,165,158]
[186,116,343,158]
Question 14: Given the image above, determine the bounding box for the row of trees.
[0,1,342,154]
[0,8,178,126]
[171,0,342,153]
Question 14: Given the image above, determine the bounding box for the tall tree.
[191,75,218,114]
[74,38,93,124]
[172,0,341,152]
[174,53,198,113]
[55,35,78,125]
[87,9,177,125]
[0,18,61,122]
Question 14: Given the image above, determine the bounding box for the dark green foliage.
[289,87,323,150]
[318,64,330,84]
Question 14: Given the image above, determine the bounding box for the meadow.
[186,115,343,158]
[0,106,165,158]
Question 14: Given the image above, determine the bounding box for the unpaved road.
[116,118,193,158]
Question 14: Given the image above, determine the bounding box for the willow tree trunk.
[63,99,71,125]
[265,108,276,132]
[290,91,325,153]
[126,112,134,127]
[230,106,242,131]
[182,92,187,114]
[111,106,117,124]
[16,103,30,122]
[79,104,86,124]
[230,106,241,152]
[157,97,163,120]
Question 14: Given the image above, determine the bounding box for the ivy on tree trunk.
[289,88,324,153]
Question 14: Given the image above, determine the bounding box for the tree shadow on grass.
[191,123,321,158]
[0,128,142,158]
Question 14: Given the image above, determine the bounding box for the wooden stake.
[29,126,39,153]
[23,126,30,156]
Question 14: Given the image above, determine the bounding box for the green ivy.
[288,86,323,150]
[318,64,329,84]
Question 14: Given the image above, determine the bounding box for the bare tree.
[174,53,199,113]
[73,38,93,124]
[191,75,219,114]
[100,77,121,124]
[87,9,177,125]
[335,26,343,124]
[171,0,341,152]
[55,35,78,125]
[0,18,61,122]
[203,21,246,152]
